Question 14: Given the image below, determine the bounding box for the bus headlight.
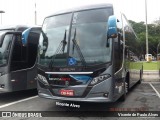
[90,74,111,85]
[37,74,49,85]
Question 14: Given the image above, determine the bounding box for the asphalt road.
[0,82,160,120]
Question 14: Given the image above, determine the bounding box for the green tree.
[129,20,160,58]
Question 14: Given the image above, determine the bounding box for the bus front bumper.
[37,78,115,102]
[38,88,113,102]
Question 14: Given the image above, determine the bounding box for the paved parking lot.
[0,82,160,120]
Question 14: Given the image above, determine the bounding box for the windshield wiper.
[71,28,86,67]
[49,30,67,68]
[62,30,67,53]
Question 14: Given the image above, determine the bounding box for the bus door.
[26,27,41,89]
[113,33,124,96]
[10,35,28,91]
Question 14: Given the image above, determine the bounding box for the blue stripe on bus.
[69,75,91,84]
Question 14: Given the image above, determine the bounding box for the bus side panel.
[26,66,37,89]
[129,61,142,87]
[26,27,41,89]
[121,14,142,88]
[113,70,125,100]
[0,73,12,92]
[10,70,27,91]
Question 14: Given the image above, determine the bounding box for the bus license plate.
[60,89,74,96]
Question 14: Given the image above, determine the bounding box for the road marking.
[149,83,160,99]
[142,81,160,84]
[0,95,38,109]
[143,82,160,84]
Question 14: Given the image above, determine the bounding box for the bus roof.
[0,25,29,30]
[0,25,41,31]
[47,3,113,18]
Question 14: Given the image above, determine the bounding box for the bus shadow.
[48,100,126,117]
[53,98,127,112]
[0,89,38,105]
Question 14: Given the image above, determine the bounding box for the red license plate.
[60,89,74,96]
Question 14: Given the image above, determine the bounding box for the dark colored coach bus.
[0,25,41,92]
[37,4,143,102]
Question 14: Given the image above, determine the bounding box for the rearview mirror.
[39,41,48,55]
[0,33,5,47]
[22,28,31,46]
[107,15,118,38]
[42,41,48,51]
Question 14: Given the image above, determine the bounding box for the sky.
[0,0,160,26]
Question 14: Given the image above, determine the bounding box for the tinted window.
[69,8,112,66]
[10,35,27,71]
[0,34,12,66]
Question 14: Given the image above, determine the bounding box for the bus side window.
[10,36,27,71]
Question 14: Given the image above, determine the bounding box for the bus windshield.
[0,31,12,66]
[38,8,113,67]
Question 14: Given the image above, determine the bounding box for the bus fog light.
[103,92,109,97]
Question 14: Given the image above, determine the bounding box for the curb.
[142,70,160,82]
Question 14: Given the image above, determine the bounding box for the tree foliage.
[129,20,160,57]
